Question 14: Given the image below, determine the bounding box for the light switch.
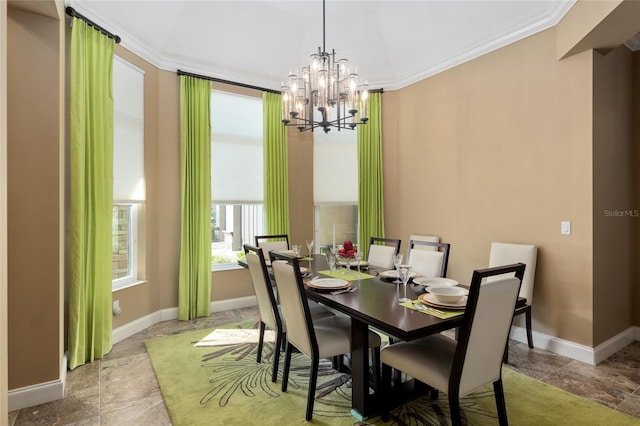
[561,221,571,235]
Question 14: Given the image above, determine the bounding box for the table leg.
[350,317,370,420]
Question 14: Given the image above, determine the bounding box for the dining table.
[239,252,525,420]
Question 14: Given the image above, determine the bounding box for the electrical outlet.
[112,300,122,316]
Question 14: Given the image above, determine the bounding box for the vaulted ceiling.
[68,1,580,91]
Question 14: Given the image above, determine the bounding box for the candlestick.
[332,224,336,252]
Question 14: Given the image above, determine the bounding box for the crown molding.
[624,32,640,52]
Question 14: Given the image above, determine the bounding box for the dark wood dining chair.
[243,244,334,383]
[407,240,451,277]
[367,236,401,269]
[381,263,526,426]
[270,251,382,421]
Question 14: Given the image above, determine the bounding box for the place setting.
[400,285,468,319]
[305,277,357,295]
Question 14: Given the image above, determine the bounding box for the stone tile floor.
[8,306,640,424]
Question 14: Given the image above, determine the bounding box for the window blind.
[113,56,145,202]
[211,90,263,203]
[313,129,358,203]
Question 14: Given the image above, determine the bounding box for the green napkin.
[316,269,375,281]
[400,300,465,319]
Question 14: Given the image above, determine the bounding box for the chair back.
[407,235,439,256]
[243,244,281,333]
[270,252,316,358]
[255,235,290,260]
[367,237,401,269]
[488,242,537,304]
[452,264,525,397]
[407,240,450,277]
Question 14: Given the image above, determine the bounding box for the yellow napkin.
[316,269,375,280]
[400,300,465,319]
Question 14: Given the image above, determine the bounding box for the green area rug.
[145,323,638,425]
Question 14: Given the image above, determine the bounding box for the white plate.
[307,278,350,290]
[379,270,419,279]
[413,277,459,287]
[419,293,467,309]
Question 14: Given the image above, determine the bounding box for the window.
[313,129,359,252]
[211,90,264,269]
[112,56,145,290]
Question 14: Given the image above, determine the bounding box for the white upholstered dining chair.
[407,240,451,277]
[270,252,382,421]
[488,242,538,354]
[381,263,526,426]
[243,244,334,383]
[255,234,290,261]
[367,236,401,269]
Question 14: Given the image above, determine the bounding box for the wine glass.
[341,255,351,275]
[393,253,404,284]
[305,239,314,260]
[292,244,301,258]
[398,264,412,303]
[354,251,363,278]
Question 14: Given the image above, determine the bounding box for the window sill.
[212,263,245,272]
[113,279,147,293]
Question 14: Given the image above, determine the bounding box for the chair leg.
[449,393,462,426]
[281,343,293,392]
[381,363,392,422]
[271,330,282,383]
[306,357,319,421]
[371,347,381,393]
[525,305,534,348]
[493,378,509,426]
[503,340,509,364]
[257,321,265,363]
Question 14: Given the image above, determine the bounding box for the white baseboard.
[211,295,257,313]
[509,325,638,365]
[112,296,257,344]
[8,354,67,411]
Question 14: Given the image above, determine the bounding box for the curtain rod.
[177,69,383,95]
[66,7,121,44]
[177,70,280,94]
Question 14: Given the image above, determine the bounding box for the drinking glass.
[292,245,301,258]
[393,253,404,284]
[398,264,412,303]
[326,250,337,272]
[305,239,314,260]
[354,251,363,278]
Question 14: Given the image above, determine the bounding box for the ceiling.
[68,0,578,91]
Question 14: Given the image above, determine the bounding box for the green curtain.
[263,92,290,236]
[178,76,212,320]
[357,92,384,259]
[68,18,115,370]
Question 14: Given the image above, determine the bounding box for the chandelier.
[281,0,369,133]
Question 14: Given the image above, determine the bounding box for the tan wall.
[383,28,596,345]
[592,46,634,345]
[1,0,9,420]
[7,7,64,388]
[633,51,640,326]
